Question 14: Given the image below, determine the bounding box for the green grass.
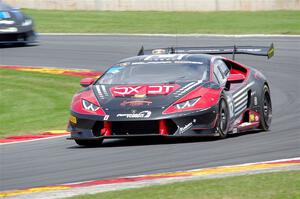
[0,69,81,137]
[23,10,300,34]
[69,171,300,199]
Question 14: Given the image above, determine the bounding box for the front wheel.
[217,97,230,138]
[75,139,103,147]
[259,85,272,131]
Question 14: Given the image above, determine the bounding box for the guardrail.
[4,0,300,11]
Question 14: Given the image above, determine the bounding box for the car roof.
[118,54,214,65]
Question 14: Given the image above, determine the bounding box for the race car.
[0,2,36,45]
[67,44,274,146]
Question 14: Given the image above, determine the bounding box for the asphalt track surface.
[0,35,299,191]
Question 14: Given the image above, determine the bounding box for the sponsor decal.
[134,94,146,98]
[232,128,238,134]
[249,111,259,122]
[152,49,167,54]
[107,66,124,74]
[117,110,151,118]
[101,85,109,96]
[0,12,10,19]
[120,100,152,107]
[144,54,185,61]
[119,62,130,67]
[179,122,193,134]
[173,81,202,97]
[254,96,258,106]
[103,115,110,120]
[239,122,252,127]
[249,114,255,122]
[110,84,179,97]
[95,85,104,99]
[69,115,77,124]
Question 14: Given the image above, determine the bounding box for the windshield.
[97,61,210,85]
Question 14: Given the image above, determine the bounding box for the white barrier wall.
[4,0,300,11]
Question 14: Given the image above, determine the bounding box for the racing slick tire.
[75,139,103,147]
[259,85,272,131]
[217,96,230,138]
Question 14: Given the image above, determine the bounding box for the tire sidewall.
[259,85,272,131]
[217,96,230,138]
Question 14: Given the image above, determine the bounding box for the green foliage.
[0,69,81,136]
[24,10,300,34]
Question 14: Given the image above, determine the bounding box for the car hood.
[88,81,206,118]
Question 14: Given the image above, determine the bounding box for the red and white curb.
[0,65,102,77]
[0,130,69,145]
[0,157,299,198]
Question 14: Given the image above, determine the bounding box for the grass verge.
[69,171,300,199]
[23,10,300,34]
[0,69,81,137]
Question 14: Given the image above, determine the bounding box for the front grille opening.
[0,31,34,42]
[92,120,178,136]
[112,121,159,135]
[165,119,177,135]
[92,121,104,136]
[0,33,25,42]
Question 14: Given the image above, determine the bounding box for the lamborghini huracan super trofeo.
[67,44,274,146]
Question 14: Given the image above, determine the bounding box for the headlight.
[22,19,32,26]
[175,97,200,110]
[82,99,100,112]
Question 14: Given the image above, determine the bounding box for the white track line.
[39,33,300,37]
[0,134,69,146]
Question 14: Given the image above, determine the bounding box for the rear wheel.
[75,139,103,147]
[217,97,230,138]
[259,85,272,131]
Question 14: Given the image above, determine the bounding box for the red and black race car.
[67,44,274,146]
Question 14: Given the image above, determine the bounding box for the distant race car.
[67,44,274,146]
[0,1,36,44]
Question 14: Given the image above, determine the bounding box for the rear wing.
[137,43,274,59]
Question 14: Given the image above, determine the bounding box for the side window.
[213,60,229,85]
[218,60,230,77]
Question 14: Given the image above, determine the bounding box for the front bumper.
[0,29,37,44]
[68,106,219,140]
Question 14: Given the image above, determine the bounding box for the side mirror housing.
[80,78,95,87]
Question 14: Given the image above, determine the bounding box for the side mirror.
[225,74,245,90]
[227,74,245,82]
[80,78,95,87]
